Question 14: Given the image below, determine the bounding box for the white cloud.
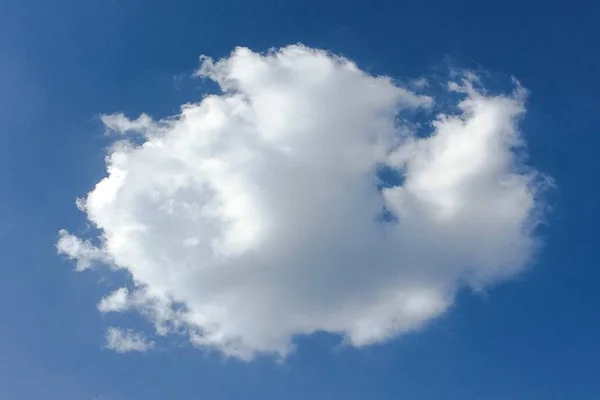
[56,229,108,271]
[105,327,154,353]
[58,45,548,360]
[100,113,159,136]
[98,287,130,313]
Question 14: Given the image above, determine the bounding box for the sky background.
[1,0,600,399]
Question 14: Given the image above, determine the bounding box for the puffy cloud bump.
[58,45,547,359]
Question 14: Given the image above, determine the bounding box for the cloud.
[98,287,130,313]
[57,229,108,271]
[105,327,154,353]
[57,45,548,360]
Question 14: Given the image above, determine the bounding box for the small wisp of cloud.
[105,327,154,354]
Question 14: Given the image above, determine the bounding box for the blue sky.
[1,0,600,399]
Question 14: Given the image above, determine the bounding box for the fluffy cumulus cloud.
[58,45,548,359]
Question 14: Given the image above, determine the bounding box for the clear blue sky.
[1,0,599,399]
